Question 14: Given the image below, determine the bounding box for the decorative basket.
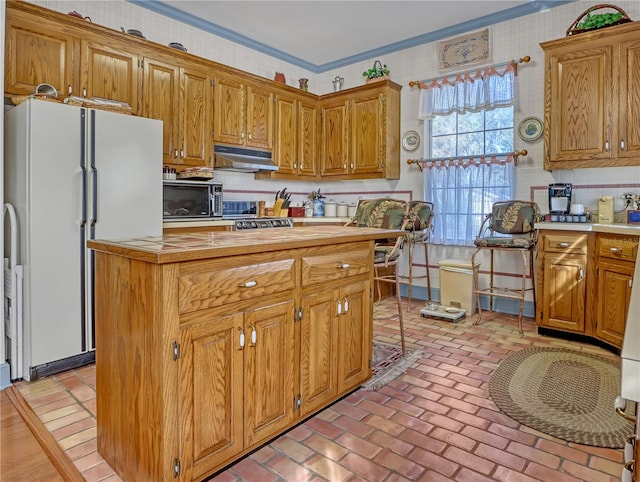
[177,167,215,180]
[364,60,390,84]
[566,4,632,36]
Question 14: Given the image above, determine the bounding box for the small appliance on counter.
[163,180,222,220]
[598,195,614,224]
[223,200,257,219]
[548,183,572,214]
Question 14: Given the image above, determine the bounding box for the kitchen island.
[88,226,399,482]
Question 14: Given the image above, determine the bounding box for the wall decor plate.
[402,130,420,151]
[518,116,544,141]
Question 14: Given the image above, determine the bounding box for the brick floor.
[14,299,625,481]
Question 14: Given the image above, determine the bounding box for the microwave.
[163,180,223,220]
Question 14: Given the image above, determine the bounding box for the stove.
[234,218,294,230]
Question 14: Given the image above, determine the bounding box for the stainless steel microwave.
[163,180,223,220]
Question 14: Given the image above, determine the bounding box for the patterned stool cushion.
[474,236,536,248]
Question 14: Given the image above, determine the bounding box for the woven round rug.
[489,347,635,448]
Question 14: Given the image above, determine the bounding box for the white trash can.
[438,259,480,314]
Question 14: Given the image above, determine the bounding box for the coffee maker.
[548,183,572,214]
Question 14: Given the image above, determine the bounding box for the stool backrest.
[352,198,409,230]
[407,201,434,232]
[489,200,539,235]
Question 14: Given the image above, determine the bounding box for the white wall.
[23,1,640,312]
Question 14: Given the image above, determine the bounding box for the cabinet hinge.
[293,395,302,410]
[172,341,180,361]
[173,458,181,478]
[294,307,303,322]
[211,78,216,87]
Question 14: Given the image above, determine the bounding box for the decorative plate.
[402,130,420,151]
[518,116,544,141]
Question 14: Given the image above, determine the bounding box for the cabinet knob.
[558,242,570,248]
[173,149,178,159]
[336,299,342,315]
[238,327,245,350]
[241,132,245,139]
[605,140,610,152]
[343,297,349,313]
[248,133,252,140]
[578,267,584,280]
[610,247,622,254]
[180,150,185,159]
[337,263,350,269]
[68,84,73,95]
[249,325,257,346]
[82,87,87,97]
[621,139,626,151]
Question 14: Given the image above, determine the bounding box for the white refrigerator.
[4,99,163,380]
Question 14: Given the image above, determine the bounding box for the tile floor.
[15,299,625,482]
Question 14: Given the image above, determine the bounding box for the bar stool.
[471,200,540,332]
[345,198,411,353]
[401,201,434,311]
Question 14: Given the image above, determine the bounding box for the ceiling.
[132,0,573,73]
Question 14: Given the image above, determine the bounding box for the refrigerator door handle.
[80,109,89,352]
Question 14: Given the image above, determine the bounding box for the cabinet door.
[321,100,349,176]
[298,100,319,177]
[244,300,295,447]
[618,38,640,160]
[179,313,244,481]
[213,77,245,146]
[273,95,297,174]
[179,65,214,167]
[246,86,274,149]
[337,280,371,392]
[80,40,141,114]
[300,290,338,416]
[545,45,613,166]
[541,253,586,332]
[596,259,633,348]
[351,93,384,176]
[143,57,180,164]
[5,13,77,96]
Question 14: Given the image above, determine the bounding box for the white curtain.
[425,158,515,246]
[418,63,515,119]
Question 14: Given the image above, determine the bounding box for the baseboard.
[399,286,535,318]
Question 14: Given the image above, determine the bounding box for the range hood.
[214,145,278,172]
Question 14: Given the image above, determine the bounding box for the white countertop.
[536,221,640,235]
[163,217,351,229]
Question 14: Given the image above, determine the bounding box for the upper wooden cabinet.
[213,76,274,150]
[5,1,402,181]
[5,4,143,113]
[269,93,319,178]
[541,22,640,170]
[5,7,77,97]
[321,81,401,180]
[143,55,214,167]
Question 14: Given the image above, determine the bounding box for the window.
[416,62,518,246]
[425,106,515,246]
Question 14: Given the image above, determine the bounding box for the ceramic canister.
[324,200,337,217]
[348,204,357,217]
[337,203,349,217]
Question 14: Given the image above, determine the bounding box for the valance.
[411,56,529,119]
[407,149,527,171]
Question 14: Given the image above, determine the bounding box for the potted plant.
[363,60,390,83]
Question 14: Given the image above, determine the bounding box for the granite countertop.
[88,225,401,264]
[535,222,640,235]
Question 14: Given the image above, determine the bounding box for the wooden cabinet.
[320,81,401,180]
[90,228,379,481]
[143,55,213,167]
[5,8,77,97]
[537,232,589,333]
[594,234,638,347]
[268,94,319,179]
[537,229,638,349]
[5,4,142,112]
[213,76,274,150]
[80,38,142,113]
[541,21,640,170]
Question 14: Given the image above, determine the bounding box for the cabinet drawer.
[179,256,296,314]
[597,235,638,262]
[301,244,371,287]
[542,233,588,255]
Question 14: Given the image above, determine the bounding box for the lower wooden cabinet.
[536,229,637,349]
[93,238,374,481]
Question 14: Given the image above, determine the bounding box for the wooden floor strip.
[3,386,85,482]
